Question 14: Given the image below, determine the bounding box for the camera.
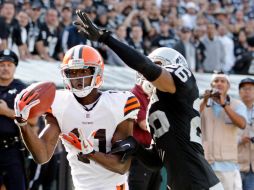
[200,89,220,99]
[209,89,220,98]
[250,137,254,143]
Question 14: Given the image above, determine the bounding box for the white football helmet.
[148,47,189,68]
[61,45,104,98]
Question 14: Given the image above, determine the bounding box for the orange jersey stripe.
[124,102,140,113]
[116,184,125,190]
[126,97,138,105]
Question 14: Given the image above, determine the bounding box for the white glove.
[14,89,40,126]
[78,129,96,155]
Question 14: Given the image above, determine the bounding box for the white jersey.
[51,90,139,190]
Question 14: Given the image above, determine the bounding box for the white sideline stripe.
[210,182,224,190]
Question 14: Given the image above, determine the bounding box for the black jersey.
[36,23,62,60]
[148,64,221,190]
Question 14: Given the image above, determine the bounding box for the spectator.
[151,20,178,49]
[106,24,128,66]
[146,2,162,33]
[229,10,246,35]
[238,78,254,190]
[127,24,147,54]
[217,24,235,73]
[160,0,170,18]
[233,35,254,75]
[52,0,65,14]
[95,8,110,29]
[35,8,63,61]
[174,26,196,72]
[192,25,206,72]
[0,2,28,59]
[201,22,225,72]
[58,5,73,34]
[234,29,248,58]
[200,72,247,190]
[212,8,231,29]
[0,49,36,190]
[244,19,254,38]
[16,11,32,59]
[25,1,43,56]
[106,5,119,29]
[181,1,199,29]
[242,0,254,20]
[61,25,87,53]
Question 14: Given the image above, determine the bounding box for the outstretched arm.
[74,10,176,93]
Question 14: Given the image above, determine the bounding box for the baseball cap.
[186,2,199,11]
[0,49,19,66]
[181,26,192,33]
[31,1,42,9]
[239,78,254,89]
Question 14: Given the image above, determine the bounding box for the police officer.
[233,36,254,75]
[0,49,35,190]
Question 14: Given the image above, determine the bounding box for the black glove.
[73,9,110,42]
[110,136,139,162]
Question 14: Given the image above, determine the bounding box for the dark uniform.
[0,79,27,190]
[0,50,27,190]
[148,65,221,190]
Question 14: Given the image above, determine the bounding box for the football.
[26,81,56,119]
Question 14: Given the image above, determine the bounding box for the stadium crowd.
[0,0,254,190]
[0,0,254,74]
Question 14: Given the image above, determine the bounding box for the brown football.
[26,81,56,119]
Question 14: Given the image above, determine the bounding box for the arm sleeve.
[103,35,162,82]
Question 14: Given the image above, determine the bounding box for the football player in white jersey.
[13,45,140,190]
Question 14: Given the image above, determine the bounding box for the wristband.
[221,103,228,108]
[14,119,27,127]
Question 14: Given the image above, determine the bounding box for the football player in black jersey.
[73,10,224,190]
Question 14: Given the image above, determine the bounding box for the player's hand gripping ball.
[14,81,56,126]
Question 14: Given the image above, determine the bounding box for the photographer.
[200,72,247,190]
[238,78,254,190]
